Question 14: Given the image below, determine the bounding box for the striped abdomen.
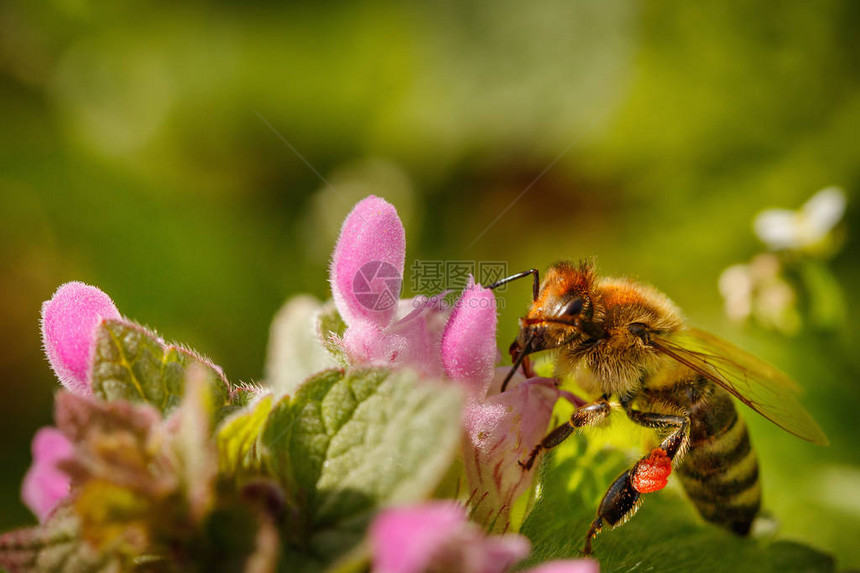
[647,378,761,534]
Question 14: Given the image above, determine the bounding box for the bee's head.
[513,260,606,359]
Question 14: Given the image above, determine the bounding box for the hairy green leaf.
[261,392,297,496]
[262,366,464,569]
[91,319,232,417]
[519,435,835,573]
[217,394,275,476]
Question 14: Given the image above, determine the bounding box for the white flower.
[754,187,846,251]
[718,254,799,334]
[718,264,753,323]
[719,253,800,334]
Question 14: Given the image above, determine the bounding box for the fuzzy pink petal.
[464,377,560,530]
[466,534,531,573]
[342,322,401,365]
[20,427,73,522]
[486,364,525,396]
[341,298,448,377]
[370,502,529,573]
[441,280,498,399]
[387,313,445,377]
[330,196,405,329]
[525,559,600,573]
[41,282,121,395]
[385,296,453,376]
[371,502,468,573]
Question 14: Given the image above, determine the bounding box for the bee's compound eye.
[561,297,584,317]
[628,322,650,342]
[628,322,646,334]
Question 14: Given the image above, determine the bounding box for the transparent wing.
[649,327,828,445]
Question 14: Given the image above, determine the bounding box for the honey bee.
[489,261,827,554]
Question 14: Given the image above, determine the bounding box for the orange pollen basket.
[631,448,672,494]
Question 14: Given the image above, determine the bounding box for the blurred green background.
[1,0,859,568]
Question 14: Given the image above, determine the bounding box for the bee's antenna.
[501,331,534,392]
[487,268,540,301]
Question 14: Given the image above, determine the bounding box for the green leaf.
[217,394,275,476]
[261,392,297,499]
[519,435,836,573]
[274,369,345,500]
[0,506,119,573]
[91,319,233,417]
[262,366,464,570]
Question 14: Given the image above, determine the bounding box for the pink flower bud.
[20,427,73,523]
[441,279,498,400]
[41,282,121,394]
[330,195,405,329]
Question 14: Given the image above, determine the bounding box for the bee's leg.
[582,409,690,554]
[582,469,640,555]
[519,398,611,471]
[624,409,691,465]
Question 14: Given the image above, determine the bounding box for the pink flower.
[41,282,121,395]
[369,502,598,573]
[440,279,498,400]
[330,196,574,531]
[329,195,450,377]
[370,502,529,573]
[442,284,567,531]
[527,561,599,573]
[20,427,73,523]
[463,373,563,530]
